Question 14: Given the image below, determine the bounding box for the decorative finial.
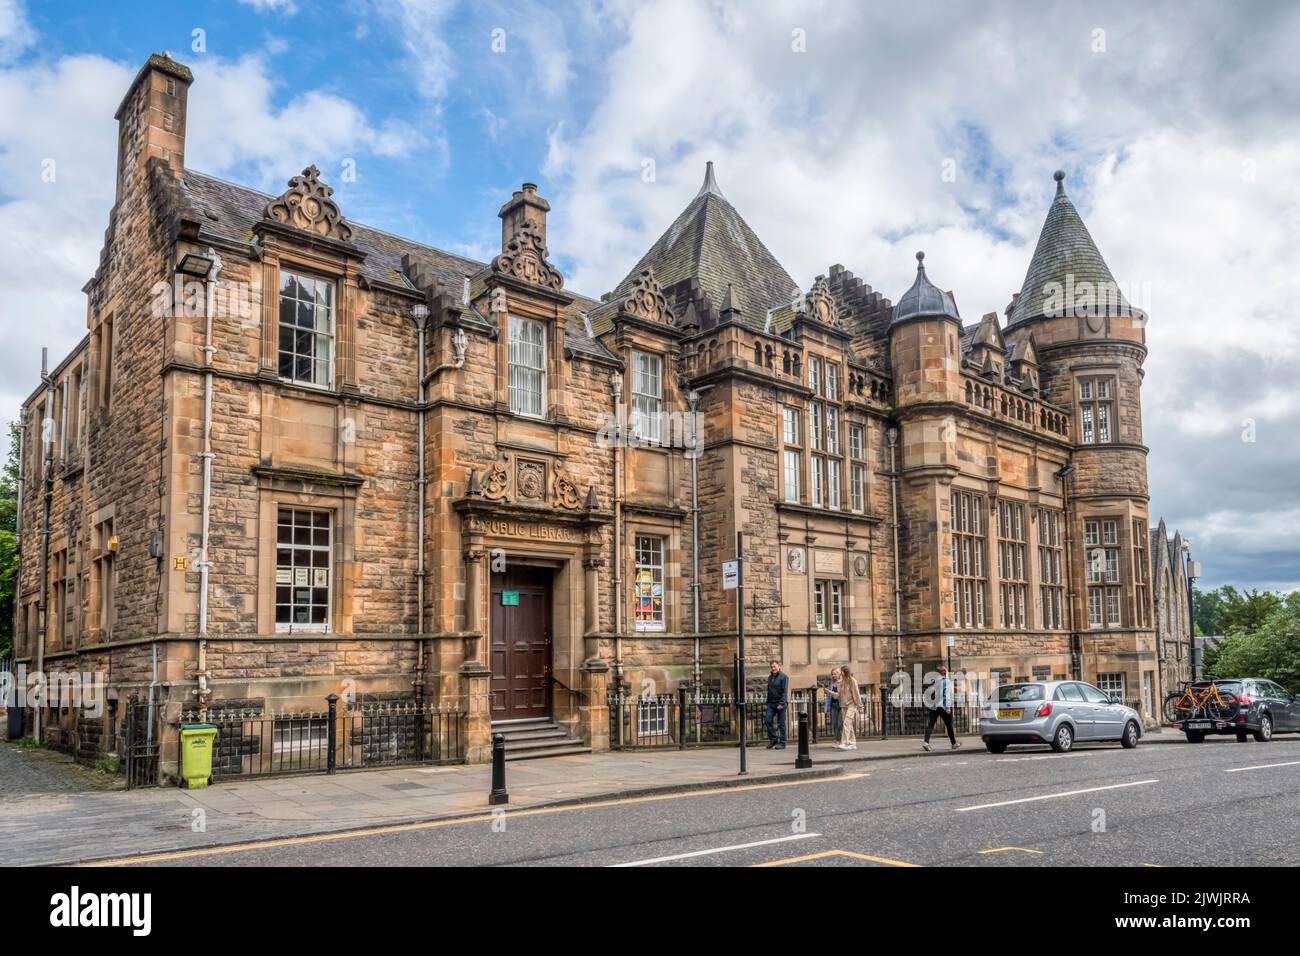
[916,251,926,269]
[1053,169,1066,196]
[696,160,725,199]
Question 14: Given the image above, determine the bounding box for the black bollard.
[489,733,509,805]
[795,711,812,769]
[326,694,339,775]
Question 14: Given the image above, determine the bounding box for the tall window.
[1133,519,1150,628]
[94,518,116,641]
[829,581,844,630]
[278,271,335,387]
[996,501,1027,629]
[276,509,332,632]
[508,316,547,417]
[783,450,801,504]
[1078,377,1115,444]
[1085,518,1121,628]
[826,459,841,509]
[810,456,825,507]
[1038,509,1064,629]
[634,535,665,631]
[51,550,68,648]
[782,407,800,445]
[824,407,840,454]
[848,425,864,461]
[782,407,802,503]
[952,490,986,628]
[850,463,865,512]
[808,356,822,396]
[813,580,826,628]
[825,362,839,400]
[631,351,663,442]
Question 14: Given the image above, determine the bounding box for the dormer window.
[508,316,547,417]
[278,270,335,388]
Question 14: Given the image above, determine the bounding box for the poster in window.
[294,567,309,586]
[313,568,328,587]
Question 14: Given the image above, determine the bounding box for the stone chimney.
[113,52,193,199]
[498,182,551,250]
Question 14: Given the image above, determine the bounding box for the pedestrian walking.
[836,664,862,750]
[922,664,961,751]
[764,660,788,749]
[824,667,843,741]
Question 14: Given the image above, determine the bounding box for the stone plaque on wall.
[813,549,843,575]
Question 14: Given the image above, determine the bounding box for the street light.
[1183,540,1200,679]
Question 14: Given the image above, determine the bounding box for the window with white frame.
[848,424,864,460]
[813,580,827,628]
[824,407,840,454]
[1038,509,1064,629]
[278,271,335,388]
[631,351,663,443]
[811,456,825,507]
[633,534,665,631]
[996,501,1028,629]
[637,696,669,736]
[829,581,844,630]
[276,509,332,632]
[782,407,800,446]
[1097,672,1126,700]
[850,463,865,512]
[783,450,801,503]
[508,316,547,417]
[952,490,986,628]
[809,403,823,451]
[825,362,839,400]
[1133,518,1150,628]
[826,458,841,509]
[808,356,822,396]
[1078,377,1115,444]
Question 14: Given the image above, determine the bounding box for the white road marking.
[1224,760,1300,773]
[955,779,1159,812]
[610,832,820,867]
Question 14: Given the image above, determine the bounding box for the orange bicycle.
[1169,681,1233,722]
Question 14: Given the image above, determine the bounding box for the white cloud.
[238,0,298,14]
[0,0,32,59]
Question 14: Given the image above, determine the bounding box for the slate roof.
[608,162,800,331]
[178,170,613,361]
[892,252,960,324]
[1007,171,1132,327]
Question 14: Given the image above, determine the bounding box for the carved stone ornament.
[854,555,868,577]
[787,546,806,574]
[491,221,563,290]
[263,165,353,241]
[623,268,675,325]
[517,460,546,500]
[807,276,836,327]
[480,455,511,501]
[488,286,508,321]
[553,465,583,511]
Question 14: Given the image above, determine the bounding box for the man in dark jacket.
[765,660,788,749]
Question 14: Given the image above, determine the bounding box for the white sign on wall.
[722,560,739,590]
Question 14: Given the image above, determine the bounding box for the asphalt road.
[94,737,1300,867]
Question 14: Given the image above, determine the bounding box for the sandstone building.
[14,54,1172,769]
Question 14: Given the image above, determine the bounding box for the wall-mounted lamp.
[176,253,215,277]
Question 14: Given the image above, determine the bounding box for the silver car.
[980,680,1143,754]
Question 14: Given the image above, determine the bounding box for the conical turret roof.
[1007,170,1132,326]
[608,162,798,329]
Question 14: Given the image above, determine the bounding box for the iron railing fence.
[124,696,160,789]
[608,687,983,751]
[177,697,468,782]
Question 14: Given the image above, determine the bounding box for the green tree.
[1193,585,1283,636]
[1192,585,1225,636]
[0,420,18,657]
[1205,592,1300,693]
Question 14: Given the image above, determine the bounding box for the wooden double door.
[489,566,553,720]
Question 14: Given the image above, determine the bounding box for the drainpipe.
[194,249,223,720]
[1057,463,1080,680]
[886,425,902,674]
[35,349,53,742]
[611,373,624,690]
[13,417,25,642]
[685,385,713,691]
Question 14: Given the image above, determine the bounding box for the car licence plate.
[999,709,1023,719]
[1189,720,1211,729]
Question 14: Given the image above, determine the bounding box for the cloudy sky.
[1,0,1297,591]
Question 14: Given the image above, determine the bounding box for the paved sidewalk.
[0,726,1260,866]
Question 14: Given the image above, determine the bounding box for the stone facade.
[14,55,1175,770]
